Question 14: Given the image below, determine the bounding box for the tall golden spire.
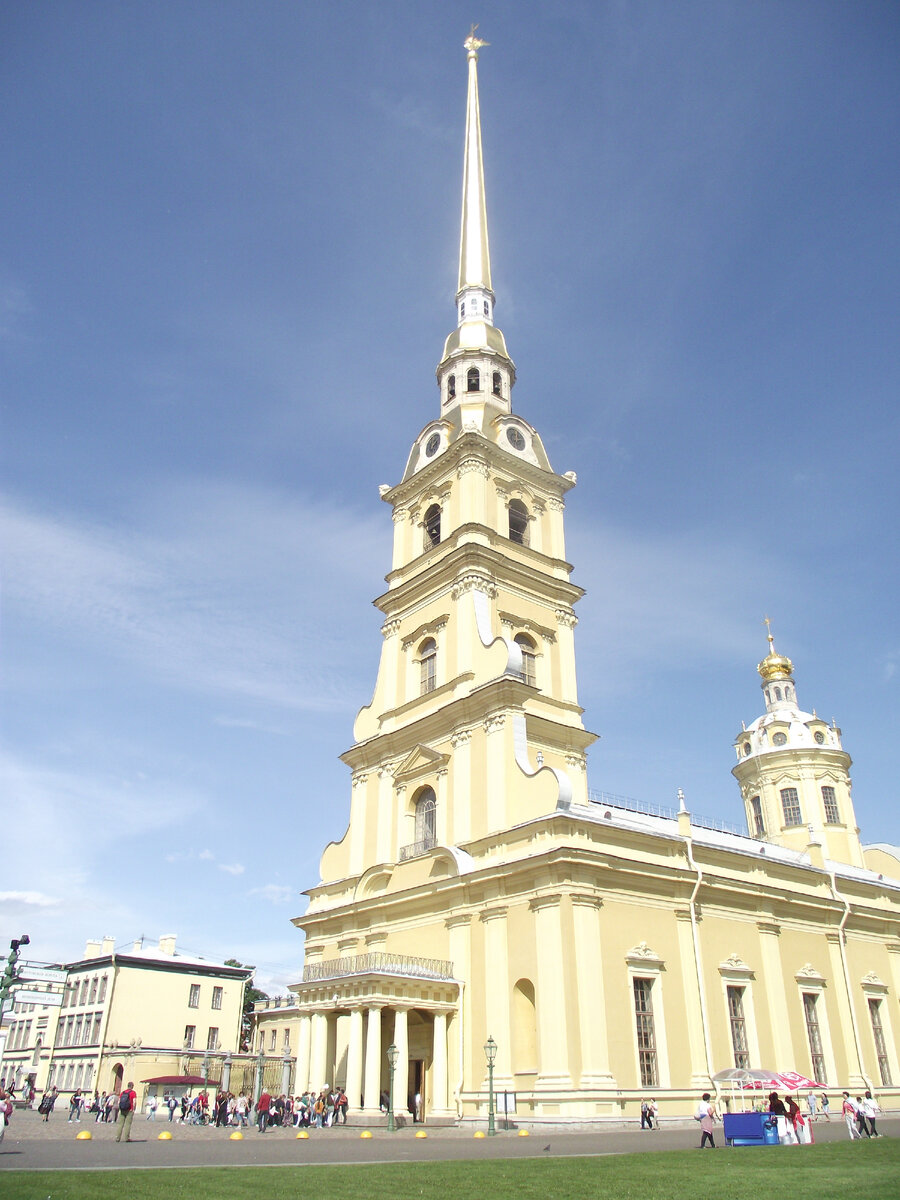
[458,27,493,298]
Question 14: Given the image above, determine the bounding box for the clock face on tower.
[425,433,441,457]
[506,427,525,451]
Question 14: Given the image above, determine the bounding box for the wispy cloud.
[0,482,384,712]
[0,890,60,908]
[249,884,294,905]
[218,863,245,877]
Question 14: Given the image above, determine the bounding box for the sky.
[2,1,898,994]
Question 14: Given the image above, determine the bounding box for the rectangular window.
[188,983,200,1008]
[869,998,892,1086]
[88,977,98,1004]
[98,975,108,1003]
[207,1026,219,1050]
[74,1015,83,1045]
[269,1028,277,1051]
[211,986,223,1010]
[727,986,750,1069]
[79,978,89,1006]
[184,1024,196,1050]
[632,977,659,1088]
[283,1027,291,1048]
[822,785,840,824]
[749,795,766,837]
[780,787,802,826]
[802,992,827,1084]
[91,1013,103,1044]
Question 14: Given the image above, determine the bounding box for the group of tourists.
[693,1087,886,1148]
[254,1088,349,1131]
[841,1090,883,1139]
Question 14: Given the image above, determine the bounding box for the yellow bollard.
[229,1130,244,1140]
[75,1130,92,1140]
[296,1130,309,1139]
[518,1128,530,1137]
[360,1130,373,1138]
[474,1130,486,1138]
[158,1130,173,1140]
[415,1130,428,1138]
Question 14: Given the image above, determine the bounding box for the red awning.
[141,1074,221,1087]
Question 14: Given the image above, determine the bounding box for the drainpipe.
[454,979,465,1120]
[679,792,715,1095]
[827,868,871,1091]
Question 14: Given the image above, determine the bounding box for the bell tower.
[311,32,596,898]
[732,623,863,867]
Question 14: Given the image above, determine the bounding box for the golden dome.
[757,624,794,682]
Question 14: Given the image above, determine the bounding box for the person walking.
[0,1088,13,1145]
[115,1081,137,1143]
[807,1091,818,1122]
[696,1092,717,1148]
[255,1089,272,1133]
[820,1093,830,1120]
[855,1095,873,1138]
[841,1092,861,1139]
[861,1092,883,1137]
[640,1099,653,1129]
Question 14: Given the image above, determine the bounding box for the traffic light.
[0,934,30,1007]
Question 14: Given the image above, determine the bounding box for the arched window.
[419,639,437,695]
[447,374,456,400]
[483,300,490,317]
[414,786,437,848]
[459,304,465,321]
[424,504,441,549]
[515,633,537,687]
[508,499,529,545]
[774,687,782,701]
[466,366,480,392]
[492,371,502,397]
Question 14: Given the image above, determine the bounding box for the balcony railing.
[399,835,437,862]
[588,789,743,837]
[302,951,453,983]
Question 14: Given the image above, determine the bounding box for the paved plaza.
[1,1107,895,1171]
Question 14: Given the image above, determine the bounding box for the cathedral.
[253,35,900,1123]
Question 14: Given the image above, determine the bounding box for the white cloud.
[0,890,60,908]
[218,863,245,876]
[248,884,294,905]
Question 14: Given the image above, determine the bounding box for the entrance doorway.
[408,1059,425,1123]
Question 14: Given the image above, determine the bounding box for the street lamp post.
[387,1043,399,1133]
[484,1035,497,1136]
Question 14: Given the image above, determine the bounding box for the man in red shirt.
[115,1081,138,1143]
[255,1089,272,1133]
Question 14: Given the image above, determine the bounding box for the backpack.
[119,1091,132,1113]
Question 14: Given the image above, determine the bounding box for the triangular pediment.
[394,744,450,783]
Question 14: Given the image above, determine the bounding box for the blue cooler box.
[723,1112,778,1146]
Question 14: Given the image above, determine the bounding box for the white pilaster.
[570,895,616,1088]
[362,1005,383,1113]
[480,907,513,1088]
[530,895,573,1090]
[345,1007,365,1111]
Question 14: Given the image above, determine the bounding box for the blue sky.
[2,2,898,992]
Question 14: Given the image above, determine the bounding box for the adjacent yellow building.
[1,935,250,1103]
[258,36,900,1126]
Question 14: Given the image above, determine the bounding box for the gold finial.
[464,24,489,56]
[758,616,793,682]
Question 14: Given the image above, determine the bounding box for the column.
[674,908,712,1088]
[826,932,863,1088]
[362,1005,383,1113]
[757,922,793,1067]
[281,1052,293,1097]
[392,1008,409,1120]
[295,1014,312,1094]
[308,1011,329,1094]
[430,1012,451,1117]
[345,1007,364,1112]
[530,895,573,1090]
[376,766,395,864]
[449,731,471,844]
[483,715,507,833]
[446,914,472,1103]
[570,895,616,1088]
[480,907,513,1089]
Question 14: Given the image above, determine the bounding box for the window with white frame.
[188,983,200,1008]
[414,786,437,849]
[802,992,827,1083]
[632,978,659,1088]
[781,787,802,826]
[868,998,892,1086]
[515,633,537,687]
[184,1024,196,1050]
[207,1026,219,1050]
[419,638,437,695]
[727,986,750,1068]
[822,785,840,824]
[749,795,766,837]
[211,986,223,1010]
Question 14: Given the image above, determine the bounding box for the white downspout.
[827,868,871,1091]
[680,793,715,1095]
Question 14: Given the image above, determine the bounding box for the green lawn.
[1,1142,897,1200]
